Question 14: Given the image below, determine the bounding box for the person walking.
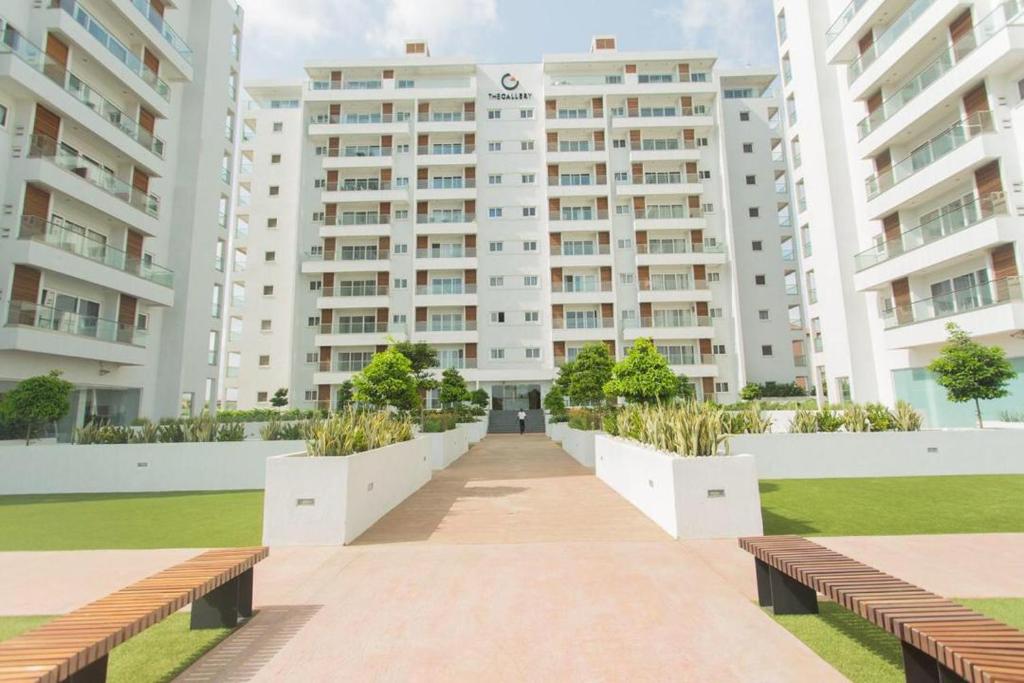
[517,409,527,435]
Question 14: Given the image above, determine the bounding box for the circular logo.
[500,73,519,91]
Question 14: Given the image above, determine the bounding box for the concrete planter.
[595,435,763,539]
[422,427,470,470]
[262,436,431,546]
[462,419,488,444]
[0,441,306,494]
[561,427,599,467]
[545,421,569,443]
[731,430,1024,479]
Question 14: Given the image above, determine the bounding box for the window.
[758,309,770,321]
[708,272,720,282]
[491,348,506,360]
[258,355,270,367]
[260,319,272,331]
[713,344,726,355]
[393,278,408,289]
[0,103,7,127]
[748,207,760,218]
[305,352,319,364]
[612,138,626,149]
[524,311,539,323]
[489,174,502,185]
[257,391,268,402]
[395,209,409,219]
[304,390,318,401]
[393,243,408,254]
[491,312,506,323]
[703,203,715,214]
[715,382,729,393]
[742,143,753,153]
[488,109,501,120]
[618,238,633,249]
[616,204,631,215]
[309,280,322,291]
[269,186,279,196]
[265,251,276,262]
[621,309,636,321]
[392,313,407,324]
[271,154,281,164]
[272,122,283,132]
[524,275,539,287]
[137,313,149,331]
[521,173,535,184]
[307,315,320,327]
[520,140,535,151]
[522,207,537,217]
[739,111,750,121]
[490,276,504,287]
[207,331,219,365]
[312,211,324,222]
[489,208,503,218]
[710,307,723,318]
[752,240,763,251]
[761,345,774,357]
[489,241,504,252]
[614,172,629,182]
[525,347,540,359]
[698,170,711,180]
[488,141,502,151]
[620,273,634,284]
[267,218,278,228]
[755,274,766,285]
[745,175,756,185]
[523,241,538,252]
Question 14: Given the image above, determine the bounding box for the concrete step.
[488,409,545,434]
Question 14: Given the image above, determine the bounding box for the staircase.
[487,409,546,434]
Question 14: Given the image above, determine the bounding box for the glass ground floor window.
[490,383,541,410]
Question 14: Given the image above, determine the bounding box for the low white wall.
[731,430,1024,479]
[546,422,568,443]
[561,428,599,468]
[0,438,57,448]
[262,436,431,545]
[0,441,306,494]
[423,428,469,470]
[463,420,487,444]
[595,435,763,539]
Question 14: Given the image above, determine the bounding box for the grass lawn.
[771,598,1024,683]
[760,475,1024,536]
[0,490,263,551]
[0,614,233,682]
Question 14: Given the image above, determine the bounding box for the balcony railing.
[416,284,477,295]
[322,214,390,226]
[631,315,713,328]
[417,111,475,122]
[28,135,160,217]
[634,207,704,220]
[310,113,410,124]
[882,276,1022,329]
[622,173,701,186]
[618,107,711,118]
[855,193,1008,271]
[317,359,372,373]
[416,179,476,190]
[319,321,397,335]
[0,22,165,156]
[548,210,609,222]
[630,140,698,152]
[857,1,1024,140]
[397,77,472,89]
[309,79,383,90]
[127,0,192,63]
[638,279,709,292]
[847,0,936,83]
[660,353,716,366]
[548,176,608,186]
[320,284,388,297]
[17,216,174,287]
[546,110,597,120]
[555,244,611,256]
[434,358,477,370]
[414,320,477,332]
[416,145,475,155]
[51,0,170,100]
[826,0,869,44]
[5,299,146,345]
[551,281,613,293]
[326,147,393,158]
[547,142,606,153]
[416,247,476,258]
[636,241,723,255]
[415,213,476,224]
[548,74,624,86]
[308,249,389,262]
[865,112,994,200]
[324,179,398,192]
[551,317,615,329]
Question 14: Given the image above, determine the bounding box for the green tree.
[603,338,678,405]
[739,383,762,401]
[469,388,489,411]
[393,341,439,426]
[335,381,354,412]
[352,348,419,412]
[676,374,696,401]
[0,370,74,444]
[928,323,1017,428]
[438,367,469,409]
[543,385,567,421]
[270,388,289,408]
[567,342,615,406]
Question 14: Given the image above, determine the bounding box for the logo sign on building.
[489,72,532,101]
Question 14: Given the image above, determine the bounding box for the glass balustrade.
[882,277,1020,328]
[4,299,146,345]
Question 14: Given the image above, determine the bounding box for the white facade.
[0,0,243,429]
[776,0,1024,424]
[224,37,807,411]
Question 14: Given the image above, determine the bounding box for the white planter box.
[0,441,306,494]
[731,430,1024,479]
[262,436,431,546]
[561,427,599,467]
[463,419,488,444]
[595,435,763,539]
[546,421,568,443]
[422,427,469,470]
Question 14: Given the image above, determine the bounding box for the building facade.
[0,0,243,430]
[223,37,806,411]
[776,0,1024,424]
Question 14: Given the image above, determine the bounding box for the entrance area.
[490,383,541,410]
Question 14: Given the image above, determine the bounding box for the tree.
[469,388,489,411]
[270,388,289,408]
[0,371,74,444]
[438,367,469,409]
[335,381,354,412]
[928,323,1017,428]
[603,338,679,405]
[393,341,439,425]
[676,374,696,401]
[566,342,615,406]
[739,383,762,401]
[352,348,419,412]
[543,385,567,421]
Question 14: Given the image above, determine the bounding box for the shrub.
[270,388,289,408]
[217,422,245,442]
[438,368,469,409]
[816,407,843,432]
[604,338,678,404]
[0,371,74,444]
[543,386,568,423]
[260,420,309,441]
[602,412,619,435]
[216,408,318,423]
[739,383,763,401]
[469,389,489,411]
[613,402,729,457]
[130,421,160,444]
[788,409,819,433]
[893,401,923,432]
[564,343,614,406]
[842,403,870,432]
[74,421,133,445]
[760,381,806,398]
[865,403,895,432]
[304,409,413,457]
[999,410,1024,423]
[352,348,419,412]
[928,322,1017,428]
[567,407,605,431]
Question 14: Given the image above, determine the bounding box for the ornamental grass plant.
[304,408,413,457]
[611,402,730,457]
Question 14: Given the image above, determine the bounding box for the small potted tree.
[0,371,73,444]
[928,323,1017,428]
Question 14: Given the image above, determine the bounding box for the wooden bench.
[0,547,268,683]
[739,535,1024,683]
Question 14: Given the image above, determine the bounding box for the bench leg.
[237,568,254,619]
[768,567,818,615]
[900,643,966,683]
[69,655,107,683]
[191,575,240,629]
[755,559,773,607]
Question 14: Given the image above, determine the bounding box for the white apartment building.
[222,37,807,411]
[776,0,1024,424]
[0,0,243,432]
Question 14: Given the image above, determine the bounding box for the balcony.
[629,139,701,162]
[28,134,160,219]
[548,210,610,231]
[301,248,389,273]
[315,320,407,346]
[633,207,705,231]
[2,299,147,365]
[415,246,477,269]
[611,107,715,130]
[321,179,406,203]
[546,176,608,198]
[306,76,475,101]
[826,0,871,46]
[317,283,389,309]
[323,146,393,169]
[0,23,165,159]
[616,173,703,196]
[414,319,479,343]
[414,213,477,235]
[846,0,938,84]
[550,244,612,267]
[417,111,475,133]
[551,281,614,305]
[545,110,603,130]
[51,0,170,101]
[636,241,726,265]
[638,279,711,303]
[121,0,192,78]
[551,317,615,341]
[546,141,606,163]
[415,283,477,305]
[416,144,476,165]
[416,178,477,200]
[320,213,391,237]
[622,315,713,340]
[881,277,1024,348]
[308,112,410,136]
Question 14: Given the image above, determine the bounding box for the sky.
[237,0,779,83]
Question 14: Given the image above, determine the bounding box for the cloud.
[655,0,777,68]
[241,0,366,44]
[365,0,499,56]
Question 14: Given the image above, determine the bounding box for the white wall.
[561,427,598,467]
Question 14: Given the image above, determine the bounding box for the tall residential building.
[775,0,1024,424]
[222,37,806,411]
[0,0,244,431]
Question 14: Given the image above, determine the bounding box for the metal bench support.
[754,558,773,607]
[68,654,107,683]
[191,570,249,629]
[767,565,818,614]
[900,643,966,683]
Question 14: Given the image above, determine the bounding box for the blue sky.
[239,0,778,82]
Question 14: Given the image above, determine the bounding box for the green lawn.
[760,475,1024,536]
[0,490,263,550]
[0,614,233,682]
[771,598,1024,683]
